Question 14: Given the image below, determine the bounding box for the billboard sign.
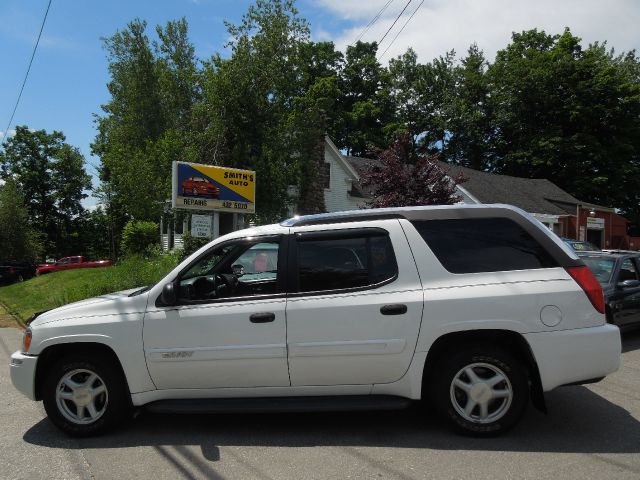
[172,161,256,213]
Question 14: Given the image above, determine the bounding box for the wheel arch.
[421,329,547,413]
[34,342,131,402]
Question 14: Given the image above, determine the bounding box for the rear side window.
[411,218,558,274]
[296,232,397,292]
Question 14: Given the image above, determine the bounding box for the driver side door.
[143,235,290,390]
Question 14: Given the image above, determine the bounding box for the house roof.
[437,162,591,215]
[343,151,601,215]
[344,156,381,198]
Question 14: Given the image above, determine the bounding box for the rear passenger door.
[285,221,424,386]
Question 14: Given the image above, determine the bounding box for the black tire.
[42,355,129,437]
[431,346,528,436]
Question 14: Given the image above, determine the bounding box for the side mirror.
[618,279,640,289]
[231,264,245,277]
[161,282,177,305]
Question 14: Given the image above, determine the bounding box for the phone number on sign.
[222,201,249,210]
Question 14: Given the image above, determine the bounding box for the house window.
[323,162,331,189]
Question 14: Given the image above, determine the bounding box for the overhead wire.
[1,0,53,147]
[377,0,413,47]
[353,0,396,44]
[379,0,424,60]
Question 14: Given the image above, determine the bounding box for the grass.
[0,254,180,323]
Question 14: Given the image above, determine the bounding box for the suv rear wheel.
[432,346,528,436]
[43,355,128,436]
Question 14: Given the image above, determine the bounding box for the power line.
[1,0,53,147]
[377,0,413,47]
[379,0,424,60]
[354,0,396,44]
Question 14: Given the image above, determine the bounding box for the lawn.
[0,254,180,323]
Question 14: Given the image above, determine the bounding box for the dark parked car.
[0,261,36,286]
[181,176,220,198]
[578,251,640,328]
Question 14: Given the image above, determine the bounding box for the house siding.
[323,145,363,213]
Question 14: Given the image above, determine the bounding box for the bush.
[181,232,210,259]
[121,220,158,256]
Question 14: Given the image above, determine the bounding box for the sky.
[1,0,639,207]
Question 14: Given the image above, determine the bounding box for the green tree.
[387,49,456,157]
[199,0,329,221]
[0,126,91,255]
[94,18,198,224]
[443,44,493,170]
[81,206,113,260]
[336,41,392,157]
[487,29,640,215]
[0,180,43,261]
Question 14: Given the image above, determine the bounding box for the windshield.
[580,257,615,284]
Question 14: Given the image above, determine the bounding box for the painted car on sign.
[181,176,220,198]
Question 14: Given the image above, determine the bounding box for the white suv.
[10,204,621,436]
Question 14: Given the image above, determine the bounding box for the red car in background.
[181,176,220,198]
[36,256,113,275]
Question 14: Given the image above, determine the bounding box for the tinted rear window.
[580,256,615,284]
[297,234,397,292]
[411,218,559,273]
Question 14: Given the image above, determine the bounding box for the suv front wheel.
[432,346,528,436]
[43,355,128,436]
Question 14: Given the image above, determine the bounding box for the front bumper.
[10,351,38,400]
[524,324,621,392]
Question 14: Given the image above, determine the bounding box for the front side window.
[296,232,397,293]
[178,240,280,301]
[411,217,558,274]
[619,259,640,282]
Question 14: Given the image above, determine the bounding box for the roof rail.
[281,212,405,227]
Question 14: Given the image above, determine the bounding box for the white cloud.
[0,129,16,140]
[317,0,640,63]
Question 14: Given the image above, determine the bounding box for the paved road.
[2,326,640,480]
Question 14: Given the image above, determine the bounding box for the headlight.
[22,328,32,353]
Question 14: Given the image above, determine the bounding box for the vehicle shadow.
[23,385,640,456]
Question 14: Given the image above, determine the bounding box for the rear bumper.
[524,324,621,392]
[10,351,38,400]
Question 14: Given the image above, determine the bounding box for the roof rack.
[281,212,404,227]
[280,204,522,228]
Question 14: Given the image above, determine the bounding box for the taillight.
[565,266,606,314]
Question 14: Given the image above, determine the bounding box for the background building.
[317,137,639,250]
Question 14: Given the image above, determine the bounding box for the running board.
[144,395,413,415]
